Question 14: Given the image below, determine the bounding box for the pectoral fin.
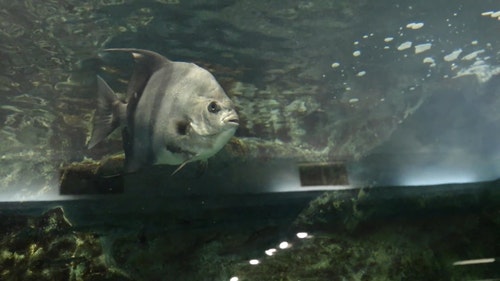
[170,153,202,176]
[171,160,190,176]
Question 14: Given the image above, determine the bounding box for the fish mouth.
[223,114,239,126]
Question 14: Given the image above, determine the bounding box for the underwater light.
[296,232,309,239]
[453,258,495,266]
[265,248,277,256]
[229,277,239,281]
[279,241,290,249]
[249,259,260,265]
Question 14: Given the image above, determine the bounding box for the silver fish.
[88,48,239,174]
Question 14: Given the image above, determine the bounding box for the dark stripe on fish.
[124,91,140,171]
[148,71,173,163]
[149,92,165,162]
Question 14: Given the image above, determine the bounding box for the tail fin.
[87,76,124,149]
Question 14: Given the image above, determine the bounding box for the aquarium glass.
[0,0,499,280]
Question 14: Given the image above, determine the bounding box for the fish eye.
[207,101,220,113]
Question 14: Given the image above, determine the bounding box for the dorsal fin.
[102,48,171,101]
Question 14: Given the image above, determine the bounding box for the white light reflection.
[296,232,309,239]
[249,259,260,265]
[230,277,239,281]
[453,258,495,266]
[399,169,477,186]
[406,22,424,30]
[0,180,70,202]
[279,241,290,249]
[265,248,277,256]
[397,41,413,51]
[443,49,462,62]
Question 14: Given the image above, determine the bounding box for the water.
[0,0,499,280]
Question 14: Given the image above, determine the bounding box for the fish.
[87,48,239,174]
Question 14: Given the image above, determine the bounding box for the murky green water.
[0,0,499,280]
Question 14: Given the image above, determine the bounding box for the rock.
[0,207,133,281]
[229,181,500,280]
